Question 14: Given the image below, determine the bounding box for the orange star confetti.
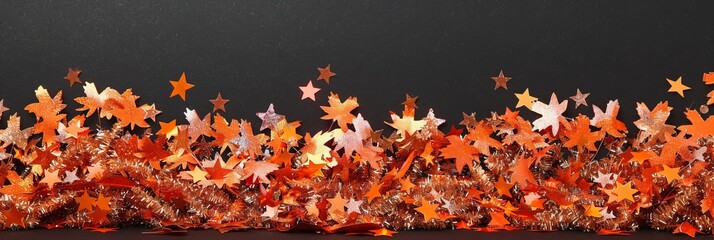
[184,167,208,183]
[365,183,383,203]
[299,80,321,101]
[490,70,511,90]
[157,120,178,139]
[1,206,27,229]
[369,227,397,237]
[514,88,538,109]
[5,65,714,236]
[628,150,658,164]
[63,67,81,87]
[94,193,112,211]
[39,169,62,189]
[415,200,440,222]
[327,193,349,215]
[569,88,590,108]
[487,211,510,229]
[209,92,229,112]
[169,72,194,100]
[317,64,336,84]
[673,221,700,237]
[583,204,603,218]
[400,176,416,194]
[75,190,96,211]
[606,181,639,203]
[656,165,681,184]
[666,76,690,98]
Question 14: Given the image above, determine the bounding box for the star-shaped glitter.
[593,171,616,187]
[169,72,194,100]
[523,192,541,205]
[442,199,459,214]
[39,169,62,189]
[299,80,321,101]
[515,88,538,109]
[317,64,337,84]
[141,103,162,121]
[600,206,616,220]
[256,103,285,131]
[64,67,82,87]
[345,197,363,214]
[261,205,279,219]
[63,169,80,183]
[666,76,690,98]
[569,88,590,108]
[209,92,229,112]
[491,70,512,90]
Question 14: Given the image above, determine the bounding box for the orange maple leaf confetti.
[440,135,478,172]
[591,100,627,137]
[508,154,536,187]
[677,109,714,141]
[633,101,674,143]
[24,86,66,145]
[320,93,359,132]
[563,115,603,152]
[112,103,150,130]
[6,65,714,235]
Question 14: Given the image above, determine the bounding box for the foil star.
[569,88,590,108]
[490,70,511,90]
[256,104,285,131]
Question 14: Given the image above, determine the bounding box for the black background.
[2,0,714,239]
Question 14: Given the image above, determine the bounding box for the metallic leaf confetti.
[1,66,714,239]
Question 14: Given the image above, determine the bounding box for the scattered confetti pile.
[2,68,714,237]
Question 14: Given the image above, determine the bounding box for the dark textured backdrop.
[1,0,714,238]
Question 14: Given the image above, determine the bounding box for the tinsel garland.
[0,73,713,237]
